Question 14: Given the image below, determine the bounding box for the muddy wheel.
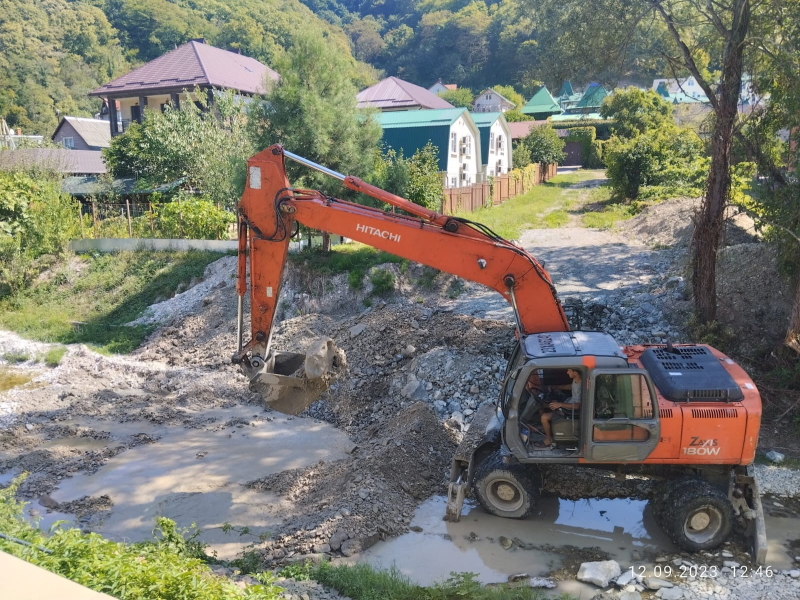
[665,481,733,552]
[472,451,539,519]
[652,476,701,529]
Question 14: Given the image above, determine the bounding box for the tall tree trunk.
[690,0,750,323]
[322,231,331,253]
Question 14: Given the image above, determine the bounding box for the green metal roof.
[550,113,605,121]
[576,83,608,109]
[377,108,470,171]
[521,87,562,117]
[558,81,574,97]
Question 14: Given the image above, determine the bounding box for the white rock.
[672,558,683,566]
[658,587,684,600]
[25,423,34,431]
[616,570,635,587]
[790,570,800,578]
[349,323,366,338]
[528,577,556,589]
[619,592,642,600]
[766,450,785,463]
[721,551,733,558]
[577,560,621,587]
[722,561,740,568]
[645,577,674,590]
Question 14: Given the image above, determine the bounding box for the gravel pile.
[754,464,800,498]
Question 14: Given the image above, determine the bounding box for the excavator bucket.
[247,337,345,415]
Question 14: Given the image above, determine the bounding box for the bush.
[604,128,705,199]
[517,124,566,166]
[153,195,235,240]
[370,143,443,211]
[369,268,395,295]
[564,127,597,168]
[0,171,82,296]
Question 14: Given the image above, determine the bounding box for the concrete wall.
[69,239,238,253]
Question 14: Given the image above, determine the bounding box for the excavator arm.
[233,145,568,410]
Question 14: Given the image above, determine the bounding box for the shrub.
[564,127,597,168]
[369,268,395,295]
[153,195,235,240]
[43,346,67,367]
[517,125,566,166]
[604,128,705,199]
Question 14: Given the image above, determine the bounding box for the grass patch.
[43,346,67,367]
[1,351,29,363]
[283,561,556,600]
[0,250,222,354]
[369,269,395,295]
[289,243,405,290]
[581,204,635,229]
[451,170,603,239]
[0,477,282,599]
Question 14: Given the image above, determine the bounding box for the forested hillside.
[299,0,672,94]
[0,0,373,134]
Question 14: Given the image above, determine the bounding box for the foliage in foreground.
[0,477,281,599]
[283,561,554,600]
[0,250,222,353]
[370,143,444,211]
[0,170,82,297]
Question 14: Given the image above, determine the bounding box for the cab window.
[594,373,654,419]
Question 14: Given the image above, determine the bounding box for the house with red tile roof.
[428,79,457,95]
[89,40,279,137]
[357,76,454,111]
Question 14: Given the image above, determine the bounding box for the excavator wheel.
[664,480,734,552]
[651,476,703,529]
[472,450,540,519]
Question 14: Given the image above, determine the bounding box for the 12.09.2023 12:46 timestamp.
[629,564,775,579]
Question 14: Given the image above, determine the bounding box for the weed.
[417,267,439,289]
[348,269,365,290]
[446,279,464,299]
[280,561,314,581]
[369,269,395,295]
[581,204,634,230]
[0,250,221,354]
[450,170,603,239]
[362,297,373,307]
[230,549,266,575]
[43,346,67,367]
[289,243,404,282]
[687,317,738,352]
[543,210,569,228]
[1,351,29,363]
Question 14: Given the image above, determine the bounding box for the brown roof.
[357,77,454,110]
[0,149,106,174]
[90,41,279,97]
[52,117,111,148]
[443,84,457,91]
[508,120,550,140]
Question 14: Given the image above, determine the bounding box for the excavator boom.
[234,145,568,411]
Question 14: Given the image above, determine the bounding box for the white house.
[377,108,482,188]
[471,112,512,178]
[472,88,515,113]
[428,79,457,95]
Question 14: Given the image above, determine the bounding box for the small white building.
[471,112,512,178]
[428,79,457,95]
[472,88,515,113]
[377,108,482,188]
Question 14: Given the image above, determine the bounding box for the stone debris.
[767,450,786,464]
[578,560,621,587]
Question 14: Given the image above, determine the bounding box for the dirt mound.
[716,243,793,355]
[247,402,457,563]
[621,197,758,248]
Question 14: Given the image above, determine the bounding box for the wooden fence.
[441,163,558,215]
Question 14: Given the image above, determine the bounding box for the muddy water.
[765,515,800,569]
[350,495,674,588]
[47,406,355,558]
[0,365,36,392]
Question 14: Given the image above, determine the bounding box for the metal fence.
[441,163,558,215]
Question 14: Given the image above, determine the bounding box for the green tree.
[600,87,674,138]
[519,125,566,165]
[370,143,443,211]
[250,30,382,250]
[103,90,253,209]
[493,85,524,110]
[438,88,474,108]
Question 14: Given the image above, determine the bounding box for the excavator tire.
[651,476,703,529]
[472,450,540,519]
[664,480,734,552]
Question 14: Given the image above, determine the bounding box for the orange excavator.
[233,145,767,562]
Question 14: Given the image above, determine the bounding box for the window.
[465,136,472,156]
[451,177,457,187]
[489,132,495,151]
[450,132,457,154]
[497,135,504,153]
[485,94,491,100]
[594,374,654,420]
[61,137,74,149]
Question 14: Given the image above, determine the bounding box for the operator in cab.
[537,368,581,449]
